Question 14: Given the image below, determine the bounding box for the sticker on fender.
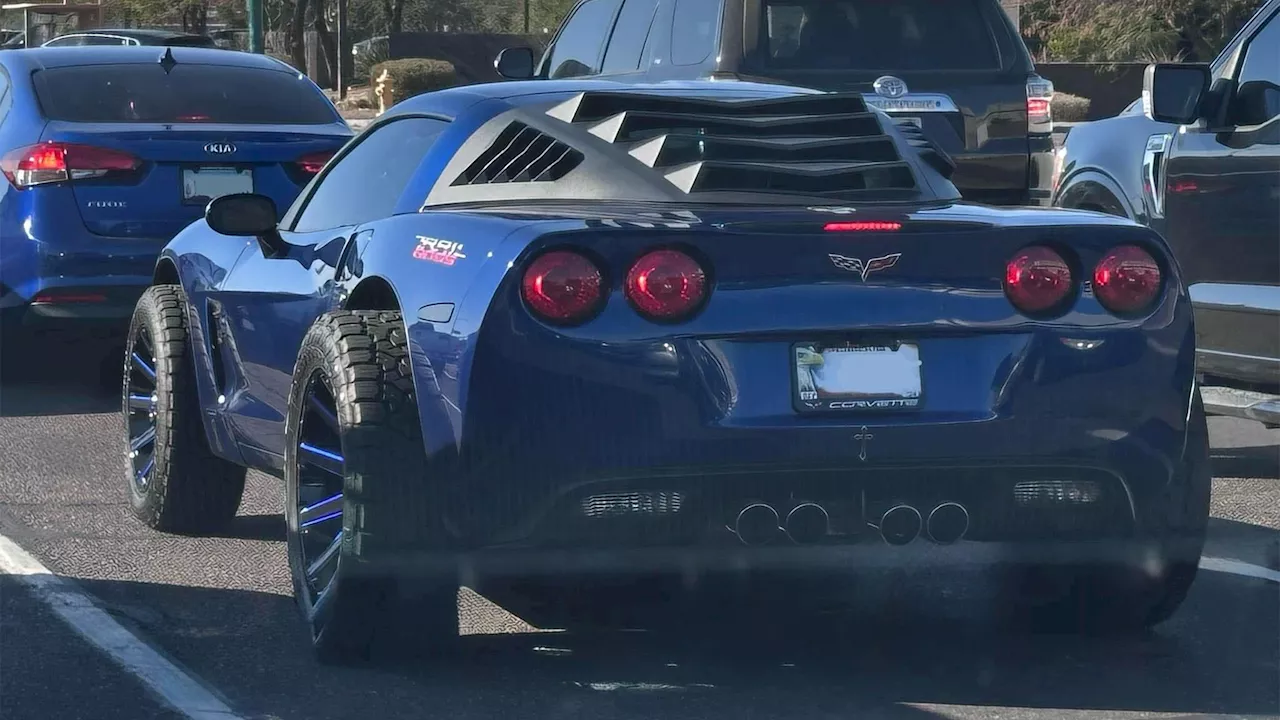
[414,236,466,265]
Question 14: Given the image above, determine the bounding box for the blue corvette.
[123,79,1211,661]
[0,46,350,329]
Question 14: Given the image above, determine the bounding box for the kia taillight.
[1093,245,1162,316]
[296,150,335,176]
[521,250,606,325]
[625,248,708,322]
[1027,76,1054,134]
[0,142,140,189]
[1004,245,1074,315]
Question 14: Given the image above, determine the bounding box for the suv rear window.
[33,64,339,124]
[761,0,1002,71]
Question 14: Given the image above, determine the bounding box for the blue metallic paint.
[154,81,1200,566]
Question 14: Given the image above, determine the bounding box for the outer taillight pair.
[521,248,708,326]
[1004,244,1163,317]
[0,142,139,189]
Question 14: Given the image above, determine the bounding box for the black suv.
[496,0,1056,207]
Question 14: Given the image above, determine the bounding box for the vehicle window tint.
[292,117,448,232]
[0,71,10,127]
[546,0,622,78]
[1233,12,1280,126]
[43,36,82,46]
[33,64,340,124]
[670,0,718,66]
[165,36,219,48]
[601,0,660,73]
[81,35,131,46]
[761,0,1000,71]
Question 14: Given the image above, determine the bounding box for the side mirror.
[206,193,287,257]
[1143,63,1211,125]
[495,46,536,80]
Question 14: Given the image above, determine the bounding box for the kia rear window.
[761,0,1002,71]
[33,64,340,124]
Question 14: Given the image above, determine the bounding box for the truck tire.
[285,310,458,664]
[123,285,246,533]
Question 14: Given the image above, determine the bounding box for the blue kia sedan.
[0,46,352,329]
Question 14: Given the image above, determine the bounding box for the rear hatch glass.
[759,0,1004,72]
[33,63,340,124]
[31,63,347,239]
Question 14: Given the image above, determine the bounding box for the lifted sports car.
[122,79,1210,661]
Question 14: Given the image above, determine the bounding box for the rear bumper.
[951,135,1055,207]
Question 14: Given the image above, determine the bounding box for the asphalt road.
[1,333,1277,720]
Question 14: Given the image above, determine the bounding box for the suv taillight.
[1027,76,1054,134]
[0,142,140,189]
[296,150,335,176]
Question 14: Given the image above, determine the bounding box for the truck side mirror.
[495,47,536,80]
[1143,63,1211,125]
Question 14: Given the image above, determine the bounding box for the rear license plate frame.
[791,341,923,414]
[180,165,254,205]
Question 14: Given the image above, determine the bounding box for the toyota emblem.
[873,76,909,99]
[204,142,236,155]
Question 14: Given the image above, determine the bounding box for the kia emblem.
[204,142,236,155]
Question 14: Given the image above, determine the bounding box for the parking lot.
[0,334,1276,720]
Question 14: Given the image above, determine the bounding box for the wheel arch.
[343,275,402,312]
[153,257,181,286]
[1055,170,1137,220]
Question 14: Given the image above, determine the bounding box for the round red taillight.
[1093,244,1162,315]
[521,250,605,324]
[1004,245,1074,315]
[625,249,708,321]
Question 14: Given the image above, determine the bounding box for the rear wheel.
[285,310,458,664]
[124,286,246,533]
[1011,394,1211,633]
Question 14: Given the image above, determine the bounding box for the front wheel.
[284,310,458,664]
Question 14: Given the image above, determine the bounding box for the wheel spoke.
[129,426,156,453]
[128,393,153,412]
[307,393,340,435]
[300,492,343,528]
[298,443,344,478]
[306,530,343,580]
[131,352,156,381]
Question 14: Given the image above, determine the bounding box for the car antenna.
[159,47,177,74]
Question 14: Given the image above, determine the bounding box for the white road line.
[0,534,247,720]
[1200,555,1280,584]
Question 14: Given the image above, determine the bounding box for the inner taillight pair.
[1004,244,1162,317]
[521,248,708,325]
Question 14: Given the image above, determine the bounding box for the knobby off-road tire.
[123,285,246,533]
[1012,393,1212,633]
[285,310,458,664]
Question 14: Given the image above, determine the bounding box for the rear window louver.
[453,121,583,185]
[893,120,956,180]
[544,91,917,197]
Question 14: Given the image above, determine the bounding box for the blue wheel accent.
[125,329,158,491]
[297,376,345,600]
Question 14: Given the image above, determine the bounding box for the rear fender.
[1056,169,1136,221]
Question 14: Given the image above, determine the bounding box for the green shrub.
[1052,92,1092,122]
[370,59,458,102]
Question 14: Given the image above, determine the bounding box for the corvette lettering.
[413,236,466,265]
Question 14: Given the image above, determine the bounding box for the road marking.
[1200,555,1280,584]
[0,534,246,720]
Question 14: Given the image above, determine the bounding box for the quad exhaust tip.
[879,505,922,546]
[784,502,829,545]
[734,503,781,546]
[926,502,970,545]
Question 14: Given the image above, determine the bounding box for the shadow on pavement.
[0,333,122,417]
[41,570,1280,720]
[1212,444,1280,479]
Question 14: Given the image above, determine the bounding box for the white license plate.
[866,98,944,112]
[182,167,253,204]
[793,342,923,412]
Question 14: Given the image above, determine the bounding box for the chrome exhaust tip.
[926,502,969,545]
[784,502,829,545]
[734,503,781,546]
[879,505,922,546]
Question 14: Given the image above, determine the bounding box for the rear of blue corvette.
[0,48,349,329]
[394,205,1204,584]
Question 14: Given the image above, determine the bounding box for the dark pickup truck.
[495,0,1056,207]
[1057,0,1279,427]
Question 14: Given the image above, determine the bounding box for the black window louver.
[893,120,956,180]
[454,121,583,185]
[545,91,920,198]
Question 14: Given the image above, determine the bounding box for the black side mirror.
[1143,63,1211,125]
[495,46,536,80]
[206,193,287,257]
